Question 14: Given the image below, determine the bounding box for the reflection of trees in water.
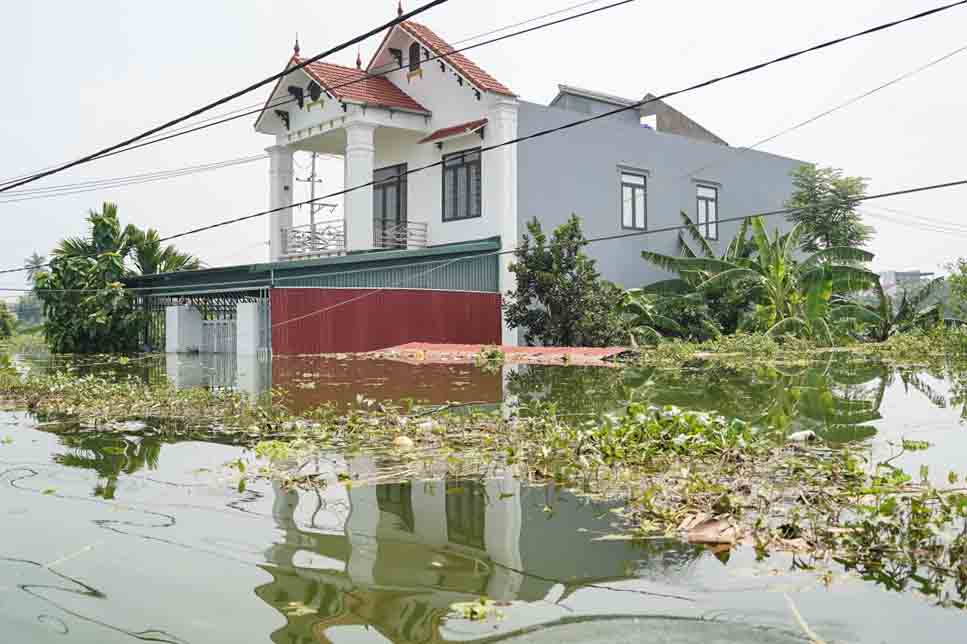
[505,366,630,417]
[507,358,899,441]
[53,434,163,499]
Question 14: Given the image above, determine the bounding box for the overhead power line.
[1,0,963,277]
[0,0,452,194]
[745,42,967,151]
[671,40,967,184]
[154,0,967,246]
[0,0,637,187]
[3,178,965,291]
[0,0,613,189]
[0,155,268,204]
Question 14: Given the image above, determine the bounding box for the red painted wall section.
[271,288,502,354]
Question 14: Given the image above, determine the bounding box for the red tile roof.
[296,56,429,114]
[418,118,488,144]
[386,21,515,97]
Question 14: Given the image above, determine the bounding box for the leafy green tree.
[786,164,873,252]
[34,202,201,353]
[504,215,626,347]
[0,304,14,339]
[947,258,967,311]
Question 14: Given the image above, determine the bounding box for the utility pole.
[308,152,318,236]
[296,152,326,236]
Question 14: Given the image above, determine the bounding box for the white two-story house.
[142,12,803,356]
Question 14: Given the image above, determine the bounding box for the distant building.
[879,270,936,297]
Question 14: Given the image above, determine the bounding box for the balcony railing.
[282,221,346,259]
[374,221,429,250]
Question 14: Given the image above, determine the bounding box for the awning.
[418,118,488,144]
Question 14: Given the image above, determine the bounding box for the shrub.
[504,215,627,347]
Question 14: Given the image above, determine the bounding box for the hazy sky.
[1,0,965,295]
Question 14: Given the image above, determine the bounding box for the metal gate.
[136,290,270,355]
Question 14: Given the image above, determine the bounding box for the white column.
[411,481,449,547]
[267,144,294,262]
[236,302,263,357]
[484,475,524,599]
[489,98,520,345]
[343,122,376,251]
[345,455,379,584]
[165,305,203,353]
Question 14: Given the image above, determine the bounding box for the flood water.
[3,352,967,642]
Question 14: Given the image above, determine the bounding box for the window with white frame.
[443,149,481,222]
[696,185,719,239]
[620,171,647,230]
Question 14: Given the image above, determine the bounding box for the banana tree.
[642,217,878,344]
[831,276,946,341]
[620,288,686,346]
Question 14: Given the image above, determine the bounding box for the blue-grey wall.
[517,100,806,289]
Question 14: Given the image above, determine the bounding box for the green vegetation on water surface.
[3,345,967,609]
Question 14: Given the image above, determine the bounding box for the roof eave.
[341,98,430,117]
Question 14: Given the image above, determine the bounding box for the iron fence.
[135,290,270,355]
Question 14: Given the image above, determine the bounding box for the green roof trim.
[125,236,502,296]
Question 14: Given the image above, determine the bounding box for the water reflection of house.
[255,459,687,643]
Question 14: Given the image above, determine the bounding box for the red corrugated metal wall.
[271,288,502,354]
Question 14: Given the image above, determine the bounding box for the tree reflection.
[53,434,163,499]
[507,357,898,442]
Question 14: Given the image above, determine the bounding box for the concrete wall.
[517,100,805,290]
[639,94,728,145]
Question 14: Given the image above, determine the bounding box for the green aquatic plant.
[473,345,505,373]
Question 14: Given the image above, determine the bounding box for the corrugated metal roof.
[125,236,502,295]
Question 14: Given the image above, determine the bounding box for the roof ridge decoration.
[366,20,515,97]
[255,55,430,130]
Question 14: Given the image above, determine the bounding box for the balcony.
[280,221,430,261]
[281,221,346,260]
[374,222,429,250]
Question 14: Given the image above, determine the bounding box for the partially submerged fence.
[135,290,270,355]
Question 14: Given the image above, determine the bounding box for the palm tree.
[23,252,46,283]
[50,202,201,276]
[641,217,878,343]
[52,202,131,263]
[128,228,202,275]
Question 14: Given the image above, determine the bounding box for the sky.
[1,0,966,296]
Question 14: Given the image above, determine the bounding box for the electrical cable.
[2,178,964,291]
[0,0,611,188]
[0,0,453,193]
[1,0,638,185]
[265,179,967,329]
[153,0,967,247]
[861,208,967,237]
[0,156,268,204]
[1,0,963,277]
[672,41,967,184]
